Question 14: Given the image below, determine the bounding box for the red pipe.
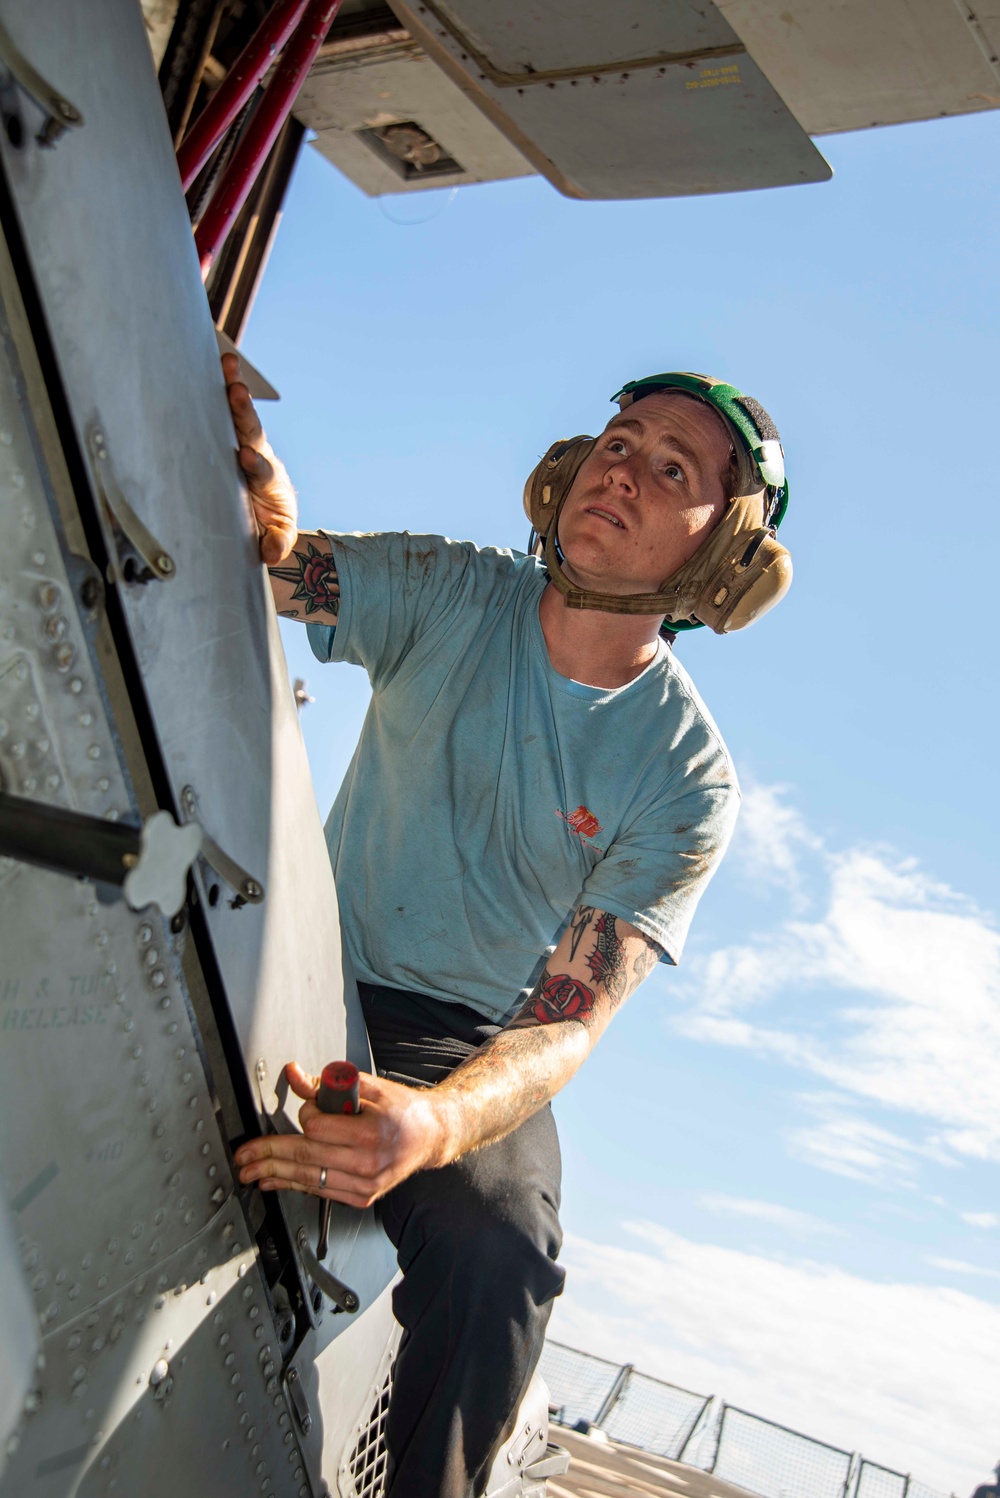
[177,0,310,193]
[195,0,341,277]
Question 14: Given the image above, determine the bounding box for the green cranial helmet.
[613,372,787,511]
[523,371,792,634]
[609,372,790,632]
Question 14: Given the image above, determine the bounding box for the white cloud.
[730,781,822,903]
[548,1222,1000,1494]
[549,796,999,1493]
[699,1192,841,1237]
[925,1255,1000,1282]
[674,796,1000,1167]
[786,1095,954,1186]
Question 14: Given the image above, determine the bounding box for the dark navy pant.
[359,983,566,1498]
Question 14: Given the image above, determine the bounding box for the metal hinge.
[0,20,83,147]
[87,424,176,585]
[180,785,264,906]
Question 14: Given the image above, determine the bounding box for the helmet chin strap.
[544,489,768,621]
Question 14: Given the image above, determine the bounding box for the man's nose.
[605,459,638,495]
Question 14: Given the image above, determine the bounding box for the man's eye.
[606,438,627,455]
[664,463,685,482]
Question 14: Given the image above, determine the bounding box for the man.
[225,354,791,1496]
[970,1463,1000,1498]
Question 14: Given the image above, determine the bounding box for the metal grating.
[344,1365,394,1498]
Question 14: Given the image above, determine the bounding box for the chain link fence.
[541,1341,711,1461]
[855,1458,910,1498]
[542,1340,954,1498]
[710,1404,852,1498]
[540,1341,710,1459]
[539,1343,625,1434]
[600,1368,712,1458]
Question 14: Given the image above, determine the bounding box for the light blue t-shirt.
[308,532,739,1025]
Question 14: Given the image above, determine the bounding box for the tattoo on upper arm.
[269,541,340,617]
[278,608,301,619]
[506,914,663,1033]
[568,904,597,961]
[584,911,628,1003]
[508,969,596,1028]
[632,939,661,983]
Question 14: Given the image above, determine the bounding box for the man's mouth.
[584,505,627,530]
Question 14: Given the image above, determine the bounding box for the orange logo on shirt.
[557,805,603,843]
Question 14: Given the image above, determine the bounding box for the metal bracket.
[87,424,175,585]
[295,1226,359,1314]
[254,1057,274,1125]
[283,1364,313,1435]
[180,785,264,906]
[0,20,83,147]
[524,1445,572,1480]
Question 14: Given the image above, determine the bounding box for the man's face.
[556,391,731,598]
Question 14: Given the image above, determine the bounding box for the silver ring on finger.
[319,1167,328,1190]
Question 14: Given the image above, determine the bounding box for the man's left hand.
[233,1061,450,1209]
[222,352,298,565]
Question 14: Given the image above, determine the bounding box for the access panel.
[0,2,399,1492]
[0,0,384,1294]
[392,0,832,197]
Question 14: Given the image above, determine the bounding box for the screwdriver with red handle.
[315,1061,360,1260]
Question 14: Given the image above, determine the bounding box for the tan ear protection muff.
[522,373,793,635]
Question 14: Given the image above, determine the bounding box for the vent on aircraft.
[358,119,464,181]
[343,1364,394,1498]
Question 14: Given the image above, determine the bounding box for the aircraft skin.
[0,2,556,1493]
[291,0,999,206]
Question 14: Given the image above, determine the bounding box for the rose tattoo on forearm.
[509,969,596,1028]
[507,910,662,1033]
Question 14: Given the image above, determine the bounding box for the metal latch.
[181,785,264,906]
[0,20,83,147]
[252,1059,358,1326]
[0,792,200,919]
[295,1226,359,1315]
[87,425,176,585]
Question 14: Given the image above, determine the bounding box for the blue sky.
[241,108,1000,1491]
